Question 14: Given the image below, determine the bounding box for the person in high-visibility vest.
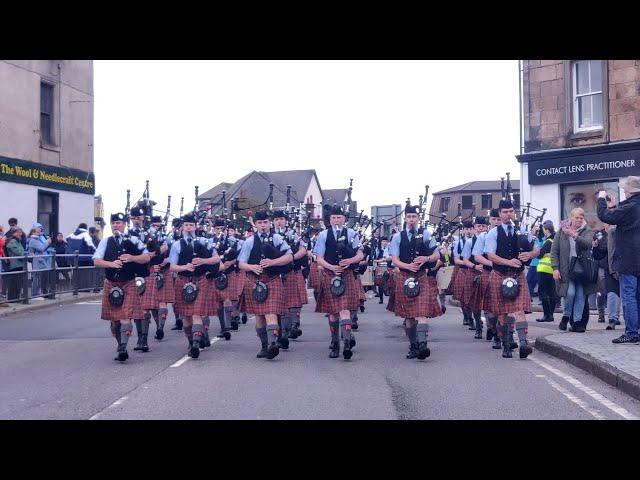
[536,220,558,322]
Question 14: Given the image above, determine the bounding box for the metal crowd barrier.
[0,253,104,305]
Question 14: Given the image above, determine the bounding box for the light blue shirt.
[313,227,361,256]
[452,235,469,258]
[460,237,474,260]
[472,231,487,257]
[93,233,147,261]
[168,234,216,265]
[238,232,292,263]
[388,228,436,258]
[483,223,530,254]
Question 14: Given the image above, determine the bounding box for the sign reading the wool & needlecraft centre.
[0,156,95,195]
[525,147,640,185]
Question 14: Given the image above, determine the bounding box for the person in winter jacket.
[27,223,54,297]
[597,176,640,344]
[66,223,97,292]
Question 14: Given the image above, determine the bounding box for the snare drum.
[436,265,454,291]
[360,266,375,286]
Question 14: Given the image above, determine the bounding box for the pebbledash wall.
[518,60,640,231]
[0,60,94,236]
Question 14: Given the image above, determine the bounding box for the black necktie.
[409,229,416,241]
[507,225,513,238]
[115,235,121,246]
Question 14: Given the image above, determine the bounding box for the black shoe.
[612,334,640,344]
[558,316,570,331]
[190,340,201,359]
[519,341,533,359]
[202,334,211,348]
[615,320,621,326]
[115,344,128,362]
[441,305,446,314]
[416,341,430,360]
[329,341,340,358]
[231,318,239,331]
[140,335,149,353]
[502,343,513,358]
[360,305,365,313]
[569,325,586,333]
[257,343,268,358]
[598,316,605,323]
[379,300,384,304]
[242,313,248,324]
[606,324,615,330]
[171,323,183,331]
[492,337,502,349]
[462,317,469,326]
[406,343,419,359]
[266,342,280,359]
[468,319,476,330]
[349,335,356,349]
[133,337,143,351]
[342,339,353,360]
[474,329,483,340]
[536,316,553,322]
[217,329,232,340]
[279,336,290,350]
[155,328,164,340]
[352,320,359,331]
[486,329,494,341]
[289,327,299,339]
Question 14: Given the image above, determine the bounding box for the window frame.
[481,194,492,210]
[40,81,56,146]
[571,60,604,133]
[461,195,473,209]
[440,196,450,213]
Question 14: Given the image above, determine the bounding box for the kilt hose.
[173,274,212,318]
[315,269,361,314]
[392,270,442,319]
[486,269,531,316]
[238,273,286,316]
[283,270,307,309]
[140,274,159,311]
[101,278,140,321]
[155,268,175,304]
[470,269,492,312]
[462,268,482,308]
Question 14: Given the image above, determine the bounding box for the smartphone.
[560,220,570,229]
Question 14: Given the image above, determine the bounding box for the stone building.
[0,60,94,236]
[518,60,640,230]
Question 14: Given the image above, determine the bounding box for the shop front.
[518,140,640,231]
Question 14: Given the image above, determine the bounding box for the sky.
[94,60,521,231]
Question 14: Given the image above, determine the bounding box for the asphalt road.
[1,293,639,420]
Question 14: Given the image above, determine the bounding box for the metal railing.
[0,253,104,305]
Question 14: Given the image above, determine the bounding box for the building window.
[439,196,450,213]
[572,60,603,132]
[40,82,55,145]
[37,190,59,236]
[481,194,492,210]
[461,195,473,209]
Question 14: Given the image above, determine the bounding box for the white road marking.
[89,395,129,420]
[170,337,221,368]
[530,356,639,420]
[539,375,606,420]
[75,301,101,305]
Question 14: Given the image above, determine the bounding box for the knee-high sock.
[217,307,226,330]
[203,316,210,332]
[256,326,268,346]
[339,318,352,341]
[266,324,280,345]
[515,321,529,344]
[158,308,168,329]
[329,320,340,343]
[439,292,446,306]
[404,321,417,344]
[416,323,429,342]
[120,323,133,346]
[231,300,239,316]
[224,306,233,327]
[282,310,293,333]
[141,312,151,335]
[150,309,159,324]
[110,322,121,346]
[462,307,472,320]
[192,324,203,345]
[486,314,497,332]
[350,310,358,322]
[501,323,510,345]
[134,319,143,337]
[183,325,193,344]
[290,307,302,327]
[473,310,482,330]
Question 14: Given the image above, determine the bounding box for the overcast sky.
[94,60,521,230]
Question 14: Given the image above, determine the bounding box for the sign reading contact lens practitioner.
[0,155,95,195]
[526,148,640,185]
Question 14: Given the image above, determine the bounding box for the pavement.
[0,291,103,318]
[1,290,639,419]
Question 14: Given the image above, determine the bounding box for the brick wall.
[523,60,640,152]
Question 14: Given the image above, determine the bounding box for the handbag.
[568,254,598,285]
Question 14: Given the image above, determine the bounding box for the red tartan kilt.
[238,273,286,316]
[470,270,492,311]
[355,274,365,301]
[294,270,309,304]
[451,266,468,301]
[282,271,306,308]
[462,269,481,307]
[215,270,240,303]
[392,271,442,319]
[203,278,220,316]
[486,269,531,315]
[101,279,140,321]
[155,269,175,303]
[308,262,320,289]
[139,275,159,310]
[315,269,360,314]
[445,266,458,295]
[173,275,212,317]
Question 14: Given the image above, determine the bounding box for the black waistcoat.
[399,229,437,275]
[456,236,468,269]
[324,227,356,268]
[469,236,479,265]
[493,225,524,274]
[103,236,142,282]
[248,233,287,277]
[177,237,212,278]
